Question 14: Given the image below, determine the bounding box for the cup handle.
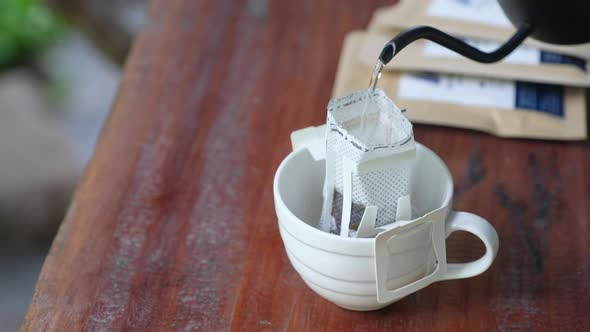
[439,211,499,281]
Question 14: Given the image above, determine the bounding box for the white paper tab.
[398,73,516,110]
[397,73,566,117]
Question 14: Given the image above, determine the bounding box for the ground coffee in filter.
[319,88,416,237]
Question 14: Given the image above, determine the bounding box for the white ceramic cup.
[274,129,499,311]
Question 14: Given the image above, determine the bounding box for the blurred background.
[3,0,587,329]
[0,0,147,329]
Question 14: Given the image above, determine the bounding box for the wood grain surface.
[22,0,590,331]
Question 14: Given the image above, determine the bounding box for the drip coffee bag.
[319,89,416,237]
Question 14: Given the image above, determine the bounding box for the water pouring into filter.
[319,63,416,238]
[317,23,535,239]
[271,16,574,309]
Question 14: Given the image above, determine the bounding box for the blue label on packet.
[540,51,587,71]
[514,82,564,117]
[412,72,441,83]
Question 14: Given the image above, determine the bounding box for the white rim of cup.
[273,142,454,254]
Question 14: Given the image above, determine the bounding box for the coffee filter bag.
[319,88,416,237]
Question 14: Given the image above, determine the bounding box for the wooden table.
[22,0,590,330]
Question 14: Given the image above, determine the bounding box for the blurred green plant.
[0,0,64,69]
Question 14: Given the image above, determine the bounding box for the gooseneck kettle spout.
[378,24,532,65]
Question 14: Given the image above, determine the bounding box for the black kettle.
[499,0,590,45]
[379,0,590,65]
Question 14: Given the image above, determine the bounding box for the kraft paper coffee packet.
[333,32,586,140]
[370,0,590,59]
[358,31,590,87]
